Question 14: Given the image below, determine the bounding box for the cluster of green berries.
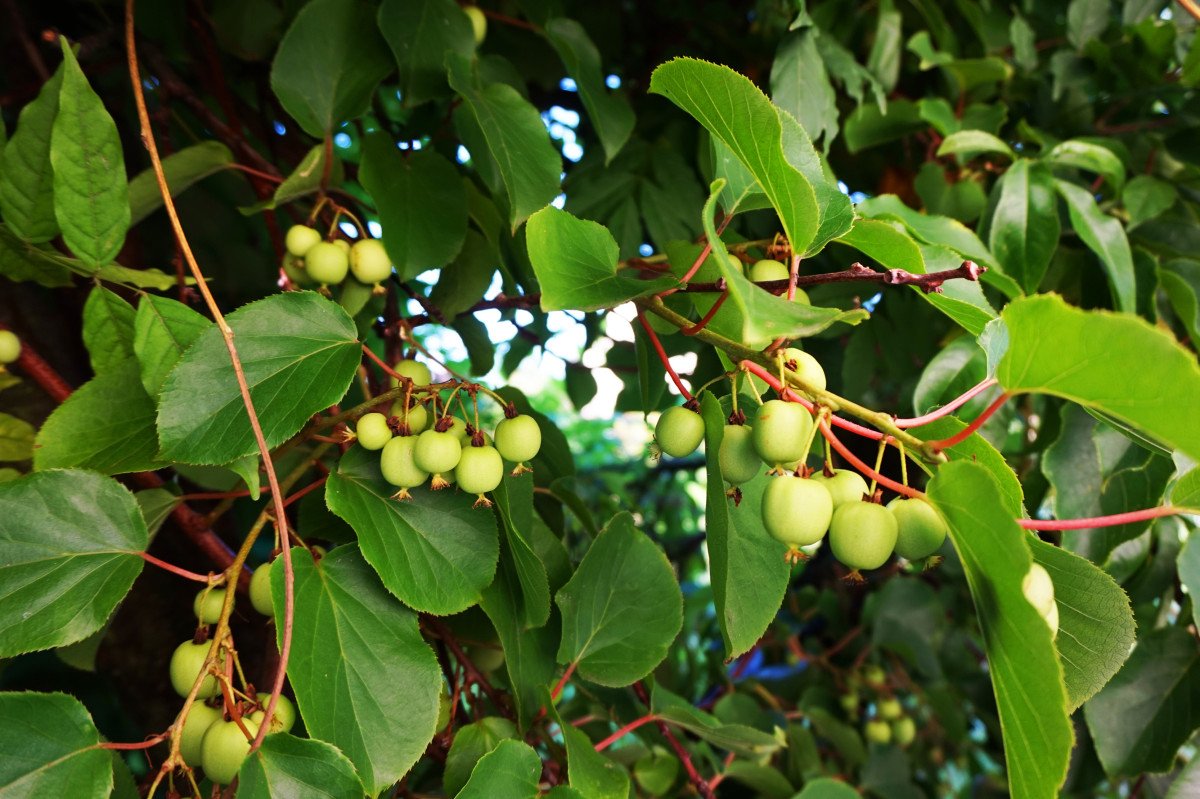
[843,665,919,747]
[653,350,948,573]
[283,224,393,292]
[167,586,297,784]
[351,359,543,506]
[0,330,21,366]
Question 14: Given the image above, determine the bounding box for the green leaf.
[1159,259,1200,351]
[238,734,364,799]
[275,545,442,795]
[526,206,674,312]
[555,512,682,686]
[842,98,923,153]
[50,39,129,267]
[986,159,1059,295]
[771,28,838,150]
[444,717,517,796]
[453,314,496,376]
[649,58,820,255]
[0,223,73,287]
[936,130,1014,160]
[1056,179,1137,313]
[127,141,233,226]
[545,19,635,163]
[0,63,63,242]
[1044,140,1125,192]
[1027,538,1135,710]
[92,264,191,291]
[794,777,861,799]
[0,692,112,797]
[157,292,361,464]
[651,685,784,758]
[1179,526,1200,632]
[866,0,902,91]
[242,144,344,215]
[132,294,212,397]
[378,0,475,108]
[0,413,35,461]
[0,470,148,656]
[700,394,789,659]
[1084,626,1200,777]
[544,693,630,799]
[33,361,162,475]
[928,461,1073,799]
[1123,174,1176,228]
[269,0,392,137]
[997,294,1200,462]
[325,446,499,614]
[359,134,467,280]
[430,230,495,320]
[456,740,542,799]
[81,286,135,375]
[1067,0,1108,49]
[492,472,550,628]
[446,53,562,231]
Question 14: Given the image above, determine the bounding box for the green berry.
[718,424,761,485]
[285,225,321,257]
[781,347,826,392]
[200,717,260,784]
[761,475,834,548]
[356,412,393,451]
[751,400,812,469]
[192,588,227,625]
[349,239,392,284]
[893,716,916,747]
[456,444,504,497]
[495,414,541,463]
[179,702,222,766]
[811,469,869,508]
[655,406,705,458]
[829,501,899,572]
[887,497,949,560]
[170,641,220,699]
[392,358,432,387]
[460,427,492,449]
[0,330,22,364]
[863,665,887,688]
[380,435,429,496]
[748,260,810,303]
[839,692,860,715]
[389,401,430,435]
[281,254,314,287]
[415,429,463,476]
[878,697,903,720]
[304,241,349,285]
[250,561,274,616]
[865,719,892,745]
[253,693,296,734]
[463,5,487,44]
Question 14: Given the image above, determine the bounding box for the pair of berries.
[178,692,297,783]
[284,224,392,290]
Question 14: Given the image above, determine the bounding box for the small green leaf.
[986,159,1059,295]
[1159,259,1200,351]
[544,693,630,799]
[545,19,635,163]
[81,286,135,375]
[1178,527,1200,630]
[997,294,1200,462]
[92,264,192,291]
[492,472,550,628]
[444,718,517,796]
[555,513,683,686]
[0,470,148,656]
[0,63,64,242]
[771,28,839,150]
[359,134,467,280]
[842,98,923,152]
[157,292,361,464]
[456,740,542,799]
[1044,139,1125,192]
[378,0,475,108]
[0,413,35,461]
[275,545,442,795]
[1123,174,1176,228]
[50,39,129,267]
[651,684,784,758]
[242,144,345,214]
[937,130,1014,160]
[127,141,233,226]
[430,230,495,320]
[325,446,499,615]
[794,777,861,799]
[0,223,73,287]
[269,0,393,137]
[132,294,212,397]
[1054,179,1136,312]
[238,734,364,799]
[1067,0,1109,49]
[0,692,112,798]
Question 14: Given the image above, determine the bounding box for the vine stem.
[139,552,216,583]
[925,393,1011,450]
[551,661,577,703]
[895,378,998,428]
[1019,506,1188,531]
[98,731,171,750]
[592,714,660,752]
[819,419,924,499]
[126,0,294,759]
[637,311,693,400]
[633,682,715,799]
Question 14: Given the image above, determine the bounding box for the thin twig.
[633,682,715,799]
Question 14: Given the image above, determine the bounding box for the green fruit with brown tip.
[304,241,349,284]
[356,412,392,451]
[780,347,826,392]
[392,358,432,387]
[865,719,892,745]
[878,697,903,720]
[655,406,705,458]
[170,641,220,699]
[390,401,430,435]
[863,665,887,687]
[200,717,260,784]
[718,424,760,485]
[192,588,228,625]
[414,429,463,475]
[285,224,321,257]
[495,414,541,463]
[829,501,899,572]
[380,435,429,492]
[252,693,296,733]
[250,560,273,616]
[456,444,504,496]
[751,399,812,469]
[179,702,222,766]
[281,254,314,287]
[812,469,869,508]
[887,497,949,560]
[749,260,810,303]
[349,238,392,284]
[761,475,834,547]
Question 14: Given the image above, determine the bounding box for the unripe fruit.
[380,435,429,495]
[356,412,393,451]
[878,697,903,720]
[390,401,430,435]
[812,469,869,508]
[761,475,834,547]
[415,429,463,475]
[463,5,487,44]
[655,406,705,458]
[752,400,812,469]
[253,693,296,734]
[192,588,228,625]
[285,224,321,257]
[456,445,504,496]
[470,645,505,672]
[749,260,811,304]
[304,241,349,285]
[250,561,274,616]
[829,501,899,572]
[495,414,542,463]
[392,358,432,387]
[887,498,949,560]
[893,716,916,747]
[863,665,887,688]
[718,425,760,485]
[865,719,892,745]
[333,239,351,254]
[201,717,260,784]
[0,330,22,364]
[781,348,826,392]
[281,254,314,287]
[460,428,492,449]
[179,702,222,766]
[349,238,392,284]
[839,692,860,715]
[170,641,220,699]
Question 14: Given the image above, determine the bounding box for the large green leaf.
[430,230,495,320]
[33,361,162,475]
[1044,139,1125,192]
[986,159,1058,295]
[238,733,364,799]
[555,512,683,687]
[700,394,789,659]
[81,286,135,375]
[378,0,475,108]
[544,693,630,799]
[996,294,1200,462]
[771,28,838,150]
[649,58,820,255]
[275,545,441,795]
[0,63,63,242]
[50,40,129,267]
[1178,526,1200,631]
[0,470,148,656]
[456,740,542,799]
[132,294,212,397]
[444,717,517,796]
[270,0,392,137]
[127,141,232,226]
[1084,626,1200,777]
[359,134,467,280]
[491,472,550,628]
[545,19,635,163]
[928,461,1073,799]
[794,778,861,799]
[1054,179,1136,312]
[324,446,499,615]
[0,692,112,798]
[157,291,361,464]
[446,54,561,230]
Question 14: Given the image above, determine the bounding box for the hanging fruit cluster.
[842,664,921,748]
[282,223,394,292]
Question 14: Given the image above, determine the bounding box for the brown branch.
[1178,0,1200,23]
[682,260,986,296]
[633,682,715,799]
[422,616,511,717]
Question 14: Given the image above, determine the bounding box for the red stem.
[658,213,732,298]
[593,714,660,752]
[139,551,214,583]
[682,291,729,336]
[281,475,328,509]
[99,731,170,750]
[819,419,923,499]
[925,393,1011,450]
[551,661,577,703]
[637,312,693,400]
[895,378,999,428]
[741,360,885,441]
[633,682,715,799]
[362,344,403,380]
[1019,506,1185,531]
